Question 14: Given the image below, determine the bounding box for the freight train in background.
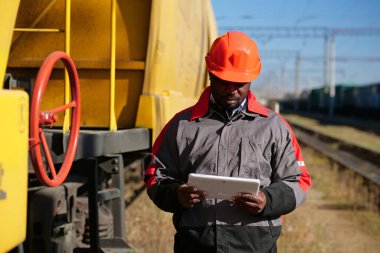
[0,1,217,252]
[280,82,380,120]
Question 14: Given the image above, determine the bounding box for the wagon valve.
[39,112,58,128]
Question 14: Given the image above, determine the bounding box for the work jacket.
[145,87,311,253]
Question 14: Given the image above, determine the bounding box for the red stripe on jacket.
[144,107,193,189]
[278,114,311,192]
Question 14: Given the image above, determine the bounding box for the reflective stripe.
[298,161,305,167]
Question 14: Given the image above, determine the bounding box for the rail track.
[290,122,380,211]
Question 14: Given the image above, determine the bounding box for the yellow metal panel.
[8,0,151,129]
[0,90,28,252]
[7,0,217,135]
[35,69,143,129]
[0,0,20,88]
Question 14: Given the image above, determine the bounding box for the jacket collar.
[190,86,269,121]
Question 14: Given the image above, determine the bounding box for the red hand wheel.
[29,51,81,187]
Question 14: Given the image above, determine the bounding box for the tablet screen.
[188,173,260,200]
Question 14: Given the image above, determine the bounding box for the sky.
[211,0,380,99]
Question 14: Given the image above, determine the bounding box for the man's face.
[209,73,251,109]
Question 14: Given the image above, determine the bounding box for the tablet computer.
[188,173,260,200]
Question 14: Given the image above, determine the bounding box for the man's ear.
[208,72,216,82]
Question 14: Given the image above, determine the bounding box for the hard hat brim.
[209,69,260,83]
[205,53,261,83]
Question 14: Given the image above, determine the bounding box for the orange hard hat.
[205,31,261,83]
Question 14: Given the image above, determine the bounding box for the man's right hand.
[177,184,206,208]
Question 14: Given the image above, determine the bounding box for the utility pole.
[329,33,336,116]
[269,75,274,100]
[294,53,300,111]
[324,33,329,94]
[280,66,285,99]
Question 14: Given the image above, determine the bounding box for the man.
[144,31,311,253]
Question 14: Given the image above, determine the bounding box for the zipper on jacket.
[268,219,275,237]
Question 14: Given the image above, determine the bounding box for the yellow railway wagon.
[0,0,217,252]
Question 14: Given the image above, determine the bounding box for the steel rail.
[293,125,380,186]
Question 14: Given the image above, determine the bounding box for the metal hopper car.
[0,1,217,252]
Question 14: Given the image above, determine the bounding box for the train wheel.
[29,51,81,187]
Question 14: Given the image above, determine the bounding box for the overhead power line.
[260,52,380,62]
[219,26,328,38]
[331,27,380,36]
[218,26,380,38]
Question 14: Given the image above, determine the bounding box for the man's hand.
[177,184,206,208]
[232,191,266,214]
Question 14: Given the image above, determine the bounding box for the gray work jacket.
[145,87,311,253]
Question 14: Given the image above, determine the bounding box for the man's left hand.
[232,191,266,215]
